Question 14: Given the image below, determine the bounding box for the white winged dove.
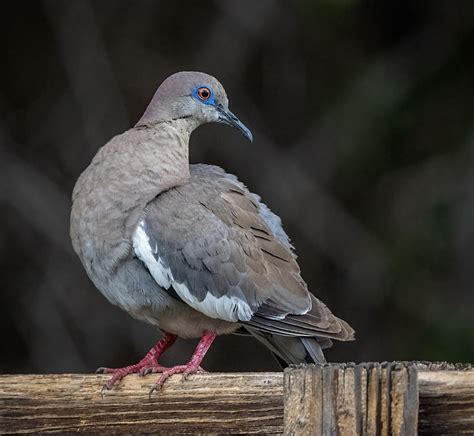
[70,71,354,394]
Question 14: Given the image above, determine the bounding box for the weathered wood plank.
[284,364,321,435]
[418,369,474,435]
[284,363,419,436]
[1,363,473,435]
[0,373,283,434]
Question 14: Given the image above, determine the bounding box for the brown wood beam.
[0,362,473,434]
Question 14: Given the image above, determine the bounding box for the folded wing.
[133,164,353,343]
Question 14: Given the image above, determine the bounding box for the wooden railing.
[1,362,472,434]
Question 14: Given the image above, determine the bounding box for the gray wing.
[134,164,353,342]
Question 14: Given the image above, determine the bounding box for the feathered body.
[70,72,354,388]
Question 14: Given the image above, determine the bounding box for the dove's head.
[137,71,252,142]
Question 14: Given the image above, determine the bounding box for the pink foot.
[140,364,206,377]
[97,360,153,390]
[97,332,177,391]
[148,330,217,397]
[148,364,207,396]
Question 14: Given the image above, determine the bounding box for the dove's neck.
[71,119,199,277]
[117,119,193,231]
[140,119,193,184]
[110,119,191,192]
[72,120,194,256]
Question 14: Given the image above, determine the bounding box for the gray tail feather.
[247,329,327,365]
[301,337,327,363]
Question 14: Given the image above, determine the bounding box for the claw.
[96,331,215,397]
[148,384,158,399]
[139,364,166,377]
[182,366,204,382]
[139,367,151,377]
[95,332,178,392]
[146,363,205,396]
[96,366,113,374]
[148,330,216,396]
[100,383,110,399]
[96,360,155,390]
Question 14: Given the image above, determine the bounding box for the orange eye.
[197,87,211,100]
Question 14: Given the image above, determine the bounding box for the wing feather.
[133,164,354,342]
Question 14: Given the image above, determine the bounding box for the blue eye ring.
[192,86,215,105]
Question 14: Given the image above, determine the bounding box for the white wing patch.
[133,223,173,288]
[132,221,253,322]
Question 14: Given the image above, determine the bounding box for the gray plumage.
[70,71,354,368]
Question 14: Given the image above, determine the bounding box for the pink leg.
[148,330,217,396]
[97,332,177,390]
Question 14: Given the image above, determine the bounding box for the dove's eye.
[192,85,216,106]
[197,87,211,101]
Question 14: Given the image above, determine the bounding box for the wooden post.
[417,363,474,434]
[284,363,419,435]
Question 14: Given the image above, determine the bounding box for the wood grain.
[1,363,473,435]
[418,369,474,435]
[0,373,283,434]
[284,363,419,436]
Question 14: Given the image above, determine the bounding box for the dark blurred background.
[1,0,473,374]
